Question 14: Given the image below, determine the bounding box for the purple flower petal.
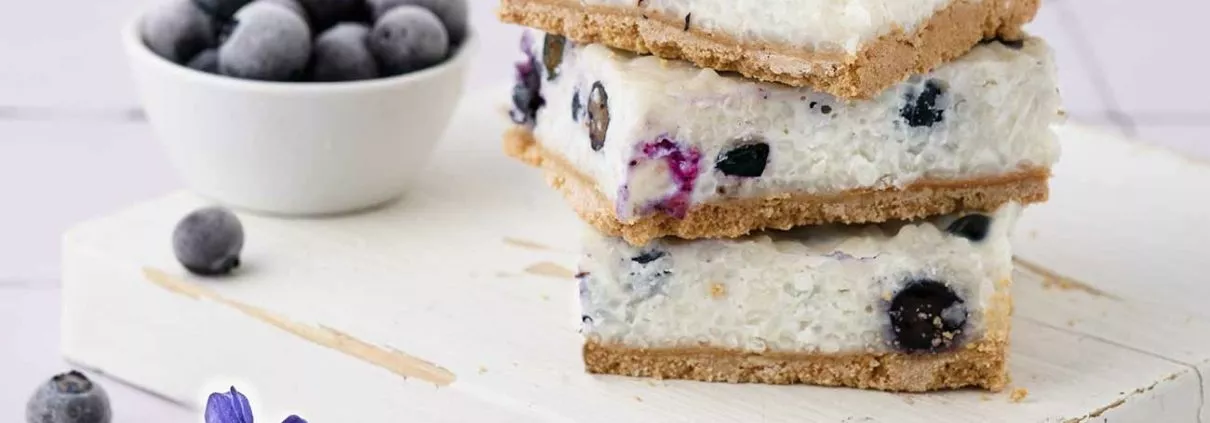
[205,387,254,423]
[282,416,308,423]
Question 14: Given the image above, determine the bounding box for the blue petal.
[204,387,255,423]
[282,416,308,423]
[229,387,254,423]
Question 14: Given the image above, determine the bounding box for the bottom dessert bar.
[576,205,1020,392]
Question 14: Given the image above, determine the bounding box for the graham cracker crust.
[497,0,1039,99]
[504,126,1050,246]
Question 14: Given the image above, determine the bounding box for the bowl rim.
[123,10,478,93]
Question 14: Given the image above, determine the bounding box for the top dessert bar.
[497,0,1040,99]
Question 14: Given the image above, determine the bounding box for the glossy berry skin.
[887,279,967,353]
[715,141,770,177]
[142,0,217,64]
[368,0,468,45]
[367,6,450,75]
[947,214,992,242]
[218,1,313,81]
[310,23,379,82]
[900,80,946,128]
[25,371,112,423]
[173,206,245,276]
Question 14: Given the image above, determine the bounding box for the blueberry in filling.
[715,141,770,177]
[571,87,583,122]
[631,250,667,264]
[888,279,968,353]
[509,35,545,125]
[587,81,610,151]
[900,80,946,128]
[542,33,566,80]
[947,214,992,242]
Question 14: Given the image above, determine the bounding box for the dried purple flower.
[205,387,253,423]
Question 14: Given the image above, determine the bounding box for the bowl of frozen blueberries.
[126,0,473,216]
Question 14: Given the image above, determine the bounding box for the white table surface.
[1,0,1207,421]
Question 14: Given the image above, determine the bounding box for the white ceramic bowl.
[124,15,474,216]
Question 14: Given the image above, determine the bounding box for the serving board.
[61,97,1210,422]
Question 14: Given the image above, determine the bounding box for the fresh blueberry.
[947,214,992,242]
[310,23,379,81]
[367,6,450,76]
[587,81,609,151]
[715,141,770,177]
[26,371,112,423]
[900,79,946,127]
[571,88,583,122]
[186,48,220,73]
[542,33,566,80]
[296,0,367,31]
[631,250,666,264]
[142,0,217,64]
[368,0,469,45]
[218,1,312,81]
[173,206,244,276]
[192,0,254,19]
[887,279,967,353]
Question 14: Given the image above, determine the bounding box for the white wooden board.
[60,97,1210,422]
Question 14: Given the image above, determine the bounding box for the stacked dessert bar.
[500,0,1061,392]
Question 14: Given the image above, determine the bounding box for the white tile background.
[0,1,1204,421]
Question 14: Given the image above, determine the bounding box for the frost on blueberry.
[587,81,610,151]
[900,79,947,128]
[173,206,245,276]
[368,0,469,46]
[218,1,312,81]
[887,279,967,353]
[367,6,450,76]
[715,140,770,177]
[25,371,112,423]
[542,33,566,81]
[510,33,544,126]
[143,0,217,64]
[310,23,379,82]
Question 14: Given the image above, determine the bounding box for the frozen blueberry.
[900,80,946,128]
[219,1,312,81]
[542,33,566,80]
[587,81,610,151]
[715,141,770,177]
[947,214,992,242]
[173,206,245,276]
[186,48,220,73]
[888,279,967,353]
[142,0,217,64]
[192,0,254,19]
[263,0,308,19]
[631,250,666,264]
[571,88,583,122]
[26,371,112,423]
[310,23,379,81]
[368,6,450,76]
[296,0,368,31]
[368,0,469,45]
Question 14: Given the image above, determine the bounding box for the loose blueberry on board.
[193,0,254,19]
[631,250,667,264]
[542,33,566,80]
[368,6,450,76]
[368,0,469,45]
[900,79,946,127]
[947,214,992,242]
[142,0,217,64]
[888,279,968,353]
[587,81,610,151]
[187,48,221,73]
[218,1,312,81]
[310,23,379,81]
[25,371,112,423]
[571,88,583,122]
[173,206,245,276]
[296,0,368,31]
[715,141,770,177]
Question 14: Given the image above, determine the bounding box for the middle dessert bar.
[507,32,1062,246]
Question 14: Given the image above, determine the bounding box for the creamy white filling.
[578,204,1019,354]
[529,32,1062,222]
[579,0,957,53]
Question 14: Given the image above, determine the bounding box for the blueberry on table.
[900,79,946,128]
[187,48,220,74]
[192,0,254,19]
[368,0,469,45]
[946,214,992,242]
[25,371,112,423]
[142,0,216,64]
[587,81,610,151]
[310,23,379,82]
[173,206,245,276]
[218,1,312,81]
[715,141,770,177]
[368,6,450,76]
[888,279,967,353]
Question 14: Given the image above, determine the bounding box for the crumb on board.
[1010,388,1029,403]
[478,366,488,375]
[634,396,643,402]
[524,262,576,279]
[709,282,727,299]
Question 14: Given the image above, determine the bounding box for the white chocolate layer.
[578,204,1018,354]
